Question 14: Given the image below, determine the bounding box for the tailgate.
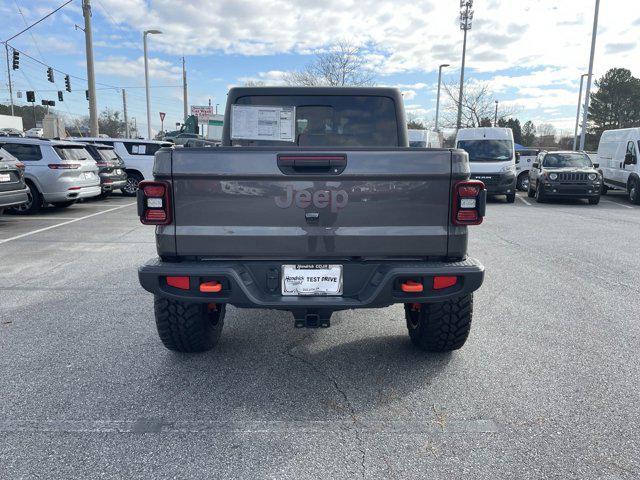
[170,148,453,257]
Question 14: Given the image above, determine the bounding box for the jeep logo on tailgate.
[275,185,348,212]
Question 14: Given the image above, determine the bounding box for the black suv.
[82,143,128,197]
[528,151,601,204]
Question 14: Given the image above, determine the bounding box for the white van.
[408,129,442,148]
[596,128,640,204]
[515,148,539,191]
[69,138,172,196]
[455,127,517,202]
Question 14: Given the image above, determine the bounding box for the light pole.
[456,0,474,130]
[494,100,499,126]
[82,0,98,136]
[572,73,588,150]
[434,63,449,132]
[143,29,162,139]
[579,0,600,151]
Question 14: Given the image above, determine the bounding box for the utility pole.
[4,44,14,116]
[456,0,474,130]
[182,56,188,123]
[494,100,499,126]
[82,0,99,136]
[435,64,449,132]
[573,73,588,150]
[122,89,130,138]
[579,0,600,151]
[143,29,162,139]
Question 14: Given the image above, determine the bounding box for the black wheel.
[154,297,226,353]
[516,173,530,192]
[51,200,76,208]
[535,183,546,203]
[527,183,535,198]
[505,192,516,203]
[588,196,600,205]
[629,179,640,205]
[122,172,142,197]
[600,184,608,195]
[96,190,111,200]
[404,295,473,352]
[10,182,42,215]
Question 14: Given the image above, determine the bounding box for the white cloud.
[94,56,181,82]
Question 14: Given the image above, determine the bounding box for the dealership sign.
[190,105,214,121]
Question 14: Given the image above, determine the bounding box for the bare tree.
[441,82,518,128]
[284,41,375,87]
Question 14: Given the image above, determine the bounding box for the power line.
[4,0,75,43]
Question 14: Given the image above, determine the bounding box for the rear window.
[1,143,42,161]
[54,146,90,161]
[97,148,119,162]
[123,142,169,156]
[231,95,398,147]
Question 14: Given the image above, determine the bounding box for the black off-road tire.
[588,196,600,205]
[404,295,473,352]
[600,184,608,195]
[505,192,516,203]
[154,297,226,353]
[535,184,546,203]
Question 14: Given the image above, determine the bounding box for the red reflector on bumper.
[401,280,424,293]
[200,281,222,293]
[166,276,189,290]
[433,276,457,290]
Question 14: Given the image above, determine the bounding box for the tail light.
[452,180,486,225]
[15,162,25,171]
[138,180,171,225]
[48,164,80,169]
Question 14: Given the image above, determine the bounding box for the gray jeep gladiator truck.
[138,87,486,353]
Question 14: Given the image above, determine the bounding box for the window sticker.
[231,105,295,142]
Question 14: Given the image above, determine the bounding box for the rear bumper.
[0,186,29,208]
[138,257,485,309]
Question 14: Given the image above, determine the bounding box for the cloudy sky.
[1,0,639,136]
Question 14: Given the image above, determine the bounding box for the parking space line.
[517,195,532,206]
[1,216,76,221]
[601,199,634,209]
[0,203,136,245]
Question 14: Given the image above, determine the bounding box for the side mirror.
[593,163,599,169]
[532,162,539,169]
[515,152,520,164]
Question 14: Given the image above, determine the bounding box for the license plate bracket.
[281,264,343,296]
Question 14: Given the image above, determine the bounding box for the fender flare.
[627,173,640,191]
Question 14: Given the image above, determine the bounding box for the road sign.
[190,105,213,121]
[159,112,166,121]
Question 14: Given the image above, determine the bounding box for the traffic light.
[85,90,90,101]
[26,91,35,103]
[64,75,71,92]
[12,50,19,70]
[58,91,64,102]
[47,67,54,83]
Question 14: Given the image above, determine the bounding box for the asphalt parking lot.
[1,191,639,479]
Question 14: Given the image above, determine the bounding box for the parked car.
[408,129,442,148]
[137,86,487,354]
[527,151,601,204]
[0,128,24,137]
[69,138,173,196]
[455,127,517,203]
[595,128,640,204]
[0,138,100,214]
[515,148,539,191]
[81,143,128,198]
[163,133,202,146]
[24,128,44,138]
[0,147,29,214]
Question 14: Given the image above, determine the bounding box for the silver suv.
[1,138,101,214]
